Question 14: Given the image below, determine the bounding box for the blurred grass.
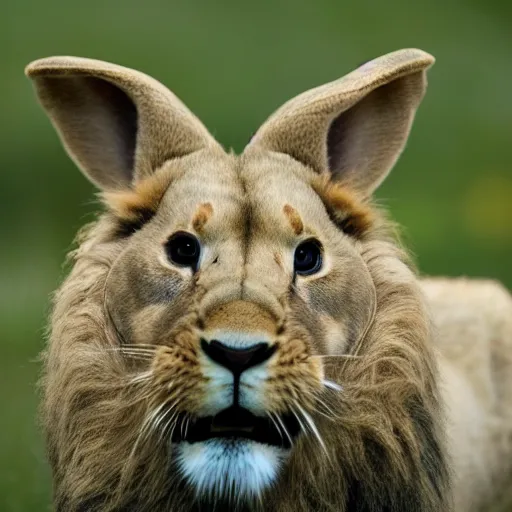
[1,0,511,509]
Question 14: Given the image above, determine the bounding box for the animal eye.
[165,232,201,270]
[294,239,323,276]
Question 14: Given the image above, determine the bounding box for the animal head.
[27,49,449,511]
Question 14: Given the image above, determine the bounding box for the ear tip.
[400,47,436,65]
[25,56,81,78]
[25,58,49,77]
[352,48,435,85]
[386,48,436,69]
[25,56,121,79]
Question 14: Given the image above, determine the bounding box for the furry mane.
[30,49,512,512]
[42,196,450,510]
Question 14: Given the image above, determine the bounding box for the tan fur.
[192,203,214,234]
[283,204,304,235]
[204,300,277,335]
[102,169,175,221]
[311,175,376,237]
[26,49,512,512]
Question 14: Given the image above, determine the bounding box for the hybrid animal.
[26,48,512,511]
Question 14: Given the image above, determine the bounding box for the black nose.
[200,339,277,375]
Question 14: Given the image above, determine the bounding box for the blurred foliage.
[1,0,511,509]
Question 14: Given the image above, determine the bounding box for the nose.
[200,339,277,376]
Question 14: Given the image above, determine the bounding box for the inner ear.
[326,76,419,193]
[85,77,138,182]
[42,75,139,188]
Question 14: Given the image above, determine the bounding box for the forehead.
[157,149,326,235]
[241,150,324,222]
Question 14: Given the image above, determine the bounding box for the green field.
[1,0,511,509]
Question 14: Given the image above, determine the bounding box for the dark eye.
[294,239,323,276]
[165,232,201,270]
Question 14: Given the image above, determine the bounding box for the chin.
[171,405,300,502]
[176,439,287,502]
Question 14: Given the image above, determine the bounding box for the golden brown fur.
[311,176,376,238]
[26,49,512,511]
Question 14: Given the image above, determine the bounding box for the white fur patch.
[198,339,272,416]
[199,352,234,415]
[238,366,268,414]
[176,439,286,501]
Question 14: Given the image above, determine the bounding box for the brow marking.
[283,204,304,235]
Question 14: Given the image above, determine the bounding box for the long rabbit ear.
[247,49,434,196]
[26,57,221,190]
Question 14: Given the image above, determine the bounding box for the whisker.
[266,412,284,444]
[160,409,181,444]
[153,410,173,439]
[168,415,182,442]
[144,401,170,438]
[117,350,155,358]
[127,370,153,386]
[183,414,191,440]
[128,401,168,461]
[107,346,157,354]
[311,354,362,359]
[81,347,154,360]
[290,406,307,436]
[180,412,189,439]
[108,350,154,361]
[153,399,181,436]
[294,402,330,458]
[118,353,154,360]
[122,343,160,349]
[323,379,343,392]
[272,412,294,447]
[312,397,337,420]
[122,387,156,408]
[312,408,333,421]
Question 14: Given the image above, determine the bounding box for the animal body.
[26,48,512,511]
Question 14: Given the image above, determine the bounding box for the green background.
[1,0,511,510]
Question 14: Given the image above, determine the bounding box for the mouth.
[172,406,301,449]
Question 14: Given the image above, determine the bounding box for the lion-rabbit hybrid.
[25,49,512,511]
